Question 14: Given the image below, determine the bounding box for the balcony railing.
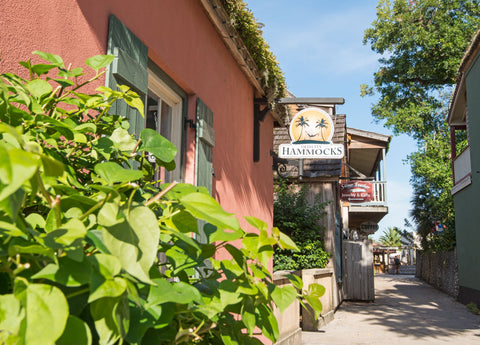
[452,146,472,194]
[351,181,387,206]
[370,181,387,204]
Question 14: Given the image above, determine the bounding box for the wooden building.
[273,104,391,303]
[447,28,480,306]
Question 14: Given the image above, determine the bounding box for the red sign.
[340,181,373,203]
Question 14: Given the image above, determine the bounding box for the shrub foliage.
[0,53,324,345]
[273,180,330,271]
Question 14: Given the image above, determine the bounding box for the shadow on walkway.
[349,275,479,339]
[303,275,480,344]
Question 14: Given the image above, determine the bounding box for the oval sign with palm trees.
[278,108,344,159]
[290,108,334,144]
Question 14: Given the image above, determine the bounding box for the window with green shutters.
[106,15,186,183]
[195,98,215,245]
[195,98,215,195]
[106,15,148,137]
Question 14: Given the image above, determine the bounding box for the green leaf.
[41,154,64,177]
[74,133,87,143]
[88,277,127,303]
[124,92,145,116]
[98,201,122,227]
[170,210,198,233]
[245,216,268,231]
[270,285,297,313]
[220,260,243,280]
[94,137,114,160]
[0,188,25,221]
[88,254,122,279]
[58,67,83,78]
[74,123,97,134]
[0,147,40,201]
[56,315,92,345]
[0,123,24,146]
[241,299,255,336]
[204,223,244,243]
[24,283,69,345]
[85,230,110,254]
[35,114,74,140]
[278,231,299,251]
[51,78,74,88]
[146,279,202,307]
[0,294,24,344]
[308,283,326,298]
[218,280,242,308]
[285,273,303,290]
[85,55,114,72]
[33,51,64,67]
[90,295,129,345]
[8,239,55,259]
[125,303,172,345]
[180,193,241,231]
[94,162,143,184]
[138,129,177,163]
[0,221,25,237]
[304,294,323,320]
[27,79,53,98]
[102,206,159,283]
[224,244,245,268]
[32,257,92,287]
[110,127,137,152]
[256,304,279,342]
[31,64,57,75]
[43,218,87,246]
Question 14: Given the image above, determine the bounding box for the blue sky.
[246,0,418,239]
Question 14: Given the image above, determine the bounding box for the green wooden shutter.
[195,98,215,245]
[195,98,215,194]
[106,15,148,137]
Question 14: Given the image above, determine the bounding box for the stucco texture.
[0,0,274,240]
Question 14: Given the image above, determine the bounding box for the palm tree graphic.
[295,116,309,141]
[316,119,328,141]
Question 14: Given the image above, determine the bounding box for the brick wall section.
[416,250,459,299]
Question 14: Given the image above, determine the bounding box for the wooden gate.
[343,239,374,301]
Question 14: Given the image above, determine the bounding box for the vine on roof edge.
[220,0,288,120]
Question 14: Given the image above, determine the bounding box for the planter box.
[274,267,339,341]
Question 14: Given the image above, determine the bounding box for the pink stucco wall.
[0,0,274,239]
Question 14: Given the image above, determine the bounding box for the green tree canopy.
[379,227,402,247]
[363,0,480,247]
[362,0,480,139]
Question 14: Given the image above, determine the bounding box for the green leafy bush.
[273,180,330,271]
[422,227,456,253]
[0,52,323,345]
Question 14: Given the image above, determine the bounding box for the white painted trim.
[147,70,183,182]
[451,175,472,195]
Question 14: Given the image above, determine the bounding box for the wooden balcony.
[452,146,472,195]
[348,181,388,229]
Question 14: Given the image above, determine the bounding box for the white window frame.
[147,70,183,183]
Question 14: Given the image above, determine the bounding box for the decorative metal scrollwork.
[271,151,301,178]
[277,163,299,178]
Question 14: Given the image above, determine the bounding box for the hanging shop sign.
[278,108,344,159]
[339,181,373,203]
[360,221,379,234]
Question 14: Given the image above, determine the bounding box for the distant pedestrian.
[394,256,401,274]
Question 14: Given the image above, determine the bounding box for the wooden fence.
[343,239,374,301]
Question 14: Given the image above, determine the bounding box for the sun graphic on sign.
[289,108,334,144]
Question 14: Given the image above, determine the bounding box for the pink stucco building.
[0,0,276,243]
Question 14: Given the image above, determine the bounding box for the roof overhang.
[347,127,391,177]
[199,0,264,97]
[448,29,480,125]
